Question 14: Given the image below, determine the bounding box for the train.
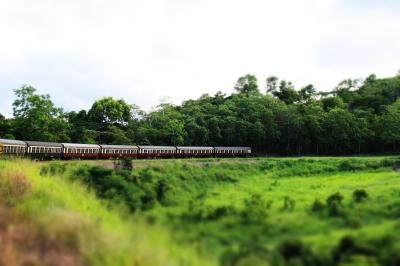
[0,138,251,160]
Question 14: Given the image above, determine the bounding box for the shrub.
[277,239,323,266]
[241,194,269,223]
[326,192,344,217]
[40,162,67,176]
[182,202,236,221]
[283,196,296,211]
[352,189,368,203]
[332,236,376,264]
[311,199,325,213]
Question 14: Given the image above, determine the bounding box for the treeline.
[0,73,400,155]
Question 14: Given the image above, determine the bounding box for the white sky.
[0,0,399,117]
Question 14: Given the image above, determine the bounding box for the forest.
[0,73,399,155]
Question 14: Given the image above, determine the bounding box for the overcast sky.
[0,0,399,117]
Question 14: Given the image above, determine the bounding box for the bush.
[283,196,296,211]
[326,192,344,217]
[332,236,376,264]
[352,189,368,203]
[182,201,237,221]
[277,239,324,266]
[40,162,67,176]
[241,194,270,223]
[311,199,325,213]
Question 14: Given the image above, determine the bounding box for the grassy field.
[1,156,400,265]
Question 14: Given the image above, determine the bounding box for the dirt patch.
[0,208,85,266]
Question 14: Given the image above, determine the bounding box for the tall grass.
[2,156,400,265]
[0,158,213,266]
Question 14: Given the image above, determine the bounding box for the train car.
[25,141,63,160]
[99,145,139,159]
[62,143,101,159]
[176,146,214,158]
[0,139,27,157]
[214,147,251,157]
[138,146,176,159]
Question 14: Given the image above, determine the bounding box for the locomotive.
[0,138,251,160]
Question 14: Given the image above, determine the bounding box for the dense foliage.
[1,73,400,154]
[41,157,400,265]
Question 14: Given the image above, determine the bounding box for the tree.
[322,108,355,154]
[321,96,346,111]
[234,74,259,94]
[266,76,278,94]
[376,100,400,150]
[12,85,70,142]
[272,80,300,104]
[164,119,186,145]
[88,97,133,127]
[333,79,362,103]
[99,125,132,145]
[299,84,316,103]
[0,114,14,139]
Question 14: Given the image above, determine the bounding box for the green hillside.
[1,157,400,265]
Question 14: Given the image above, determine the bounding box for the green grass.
[0,158,210,266]
[1,156,400,265]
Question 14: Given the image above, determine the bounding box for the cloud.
[0,0,399,117]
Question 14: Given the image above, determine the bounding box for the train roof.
[62,143,101,149]
[214,146,251,150]
[138,145,177,149]
[0,139,27,146]
[176,146,214,150]
[25,141,63,147]
[100,144,139,149]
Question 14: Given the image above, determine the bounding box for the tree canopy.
[1,73,400,155]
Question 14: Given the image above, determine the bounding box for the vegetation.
[5,156,396,266]
[1,73,400,155]
[0,159,208,266]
